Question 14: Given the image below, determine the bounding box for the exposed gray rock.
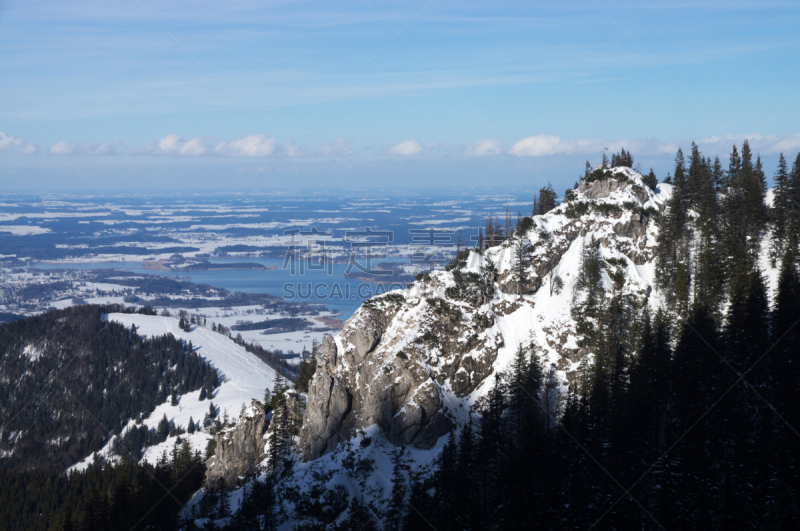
[300,296,465,460]
[205,402,268,490]
[205,391,305,489]
[300,169,665,462]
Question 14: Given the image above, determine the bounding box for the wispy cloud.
[698,133,800,154]
[50,141,116,156]
[139,134,207,156]
[389,139,424,155]
[215,134,276,157]
[509,134,681,157]
[0,132,24,150]
[509,133,800,158]
[509,134,607,156]
[320,137,355,156]
[466,138,504,156]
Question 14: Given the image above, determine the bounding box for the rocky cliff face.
[300,300,461,460]
[205,392,304,489]
[205,402,268,490]
[300,168,669,460]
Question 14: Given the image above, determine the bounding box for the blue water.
[32,258,407,319]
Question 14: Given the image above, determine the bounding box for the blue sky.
[1,0,799,194]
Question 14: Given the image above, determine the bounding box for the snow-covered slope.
[70,313,278,471]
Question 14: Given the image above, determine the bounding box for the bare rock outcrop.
[205,391,304,489]
[205,402,268,490]
[301,293,494,460]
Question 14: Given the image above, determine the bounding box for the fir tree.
[536,182,557,215]
[656,148,691,311]
[385,445,410,531]
[342,496,377,531]
[217,488,231,519]
[514,231,533,295]
[572,236,605,349]
[642,168,658,190]
[767,248,800,527]
[772,153,792,264]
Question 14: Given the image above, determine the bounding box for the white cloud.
[21,144,39,155]
[697,133,800,154]
[50,141,116,156]
[509,134,682,157]
[466,138,504,156]
[215,134,276,157]
[771,134,800,153]
[389,139,423,155]
[140,134,207,156]
[509,134,605,156]
[0,132,24,150]
[281,141,307,157]
[320,137,355,156]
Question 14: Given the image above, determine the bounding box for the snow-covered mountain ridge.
[69,313,279,472]
[182,165,787,527]
[300,167,676,459]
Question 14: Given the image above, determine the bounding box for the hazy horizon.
[2,0,799,194]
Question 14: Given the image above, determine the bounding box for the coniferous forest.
[0,304,218,471]
[400,142,800,530]
[2,142,800,530]
[0,305,217,530]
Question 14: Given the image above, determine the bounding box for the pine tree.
[572,236,605,349]
[642,168,658,190]
[626,309,672,522]
[514,232,533,295]
[536,182,557,214]
[668,305,721,528]
[767,248,800,527]
[789,154,800,251]
[385,445,410,531]
[341,495,378,531]
[430,432,457,527]
[656,148,692,311]
[453,419,482,529]
[476,375,506,524]
[772,153,791,264]
[217,488,231,519]
[712,155,725,189]
[263,387,272,410]
[714,268,769,529]
[55,503,75,531]
[267,399,291,476]
[296,340,318,393]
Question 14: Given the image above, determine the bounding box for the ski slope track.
[70,313,278,471]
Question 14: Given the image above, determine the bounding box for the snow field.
[70,313,279,471]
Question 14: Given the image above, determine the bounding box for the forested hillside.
[290,142,800,531]
[0,443,206,531]
[403,142,800,530]
[0,304,218,471]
